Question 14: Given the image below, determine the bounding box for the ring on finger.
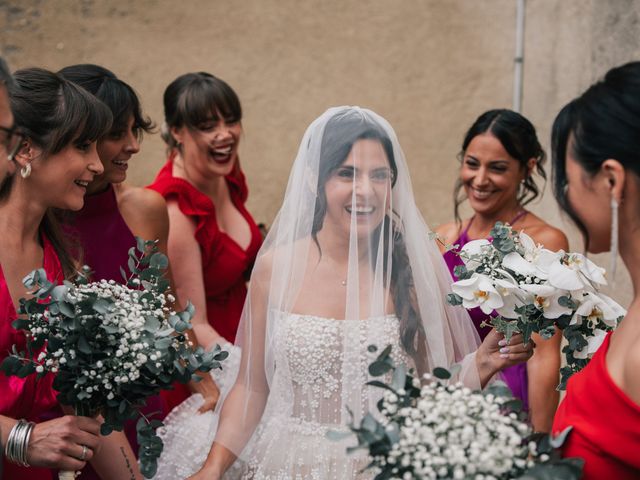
[80,444,88,461]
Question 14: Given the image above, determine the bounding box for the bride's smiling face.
[323,138,393,239]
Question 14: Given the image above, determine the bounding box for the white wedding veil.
[214,106,481,461]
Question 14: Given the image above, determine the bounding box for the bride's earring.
[609,197,619,283]
[20,162,32,179]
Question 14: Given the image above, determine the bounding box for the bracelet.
[4,419,35,467]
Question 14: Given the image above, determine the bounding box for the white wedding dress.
[153,312,410,480]
[239,311,411,479]
[155,107,482,479]
[152,343,244,480]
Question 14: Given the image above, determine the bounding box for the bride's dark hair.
[312,112,423,355]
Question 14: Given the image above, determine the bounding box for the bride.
[156,106,533,479]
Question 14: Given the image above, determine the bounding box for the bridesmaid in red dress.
[0,67,142,479]
[148,72,262,411]
[551,61,640,478]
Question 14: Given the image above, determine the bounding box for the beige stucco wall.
[2,0,639,304]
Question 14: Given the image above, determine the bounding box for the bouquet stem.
[59,404,92,480]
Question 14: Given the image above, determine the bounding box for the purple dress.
[68,185,168,478]
[442,212,529,411]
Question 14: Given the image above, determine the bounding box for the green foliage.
[336,347,583,480]
[446,293,463,306]
[490,222,519,255]
[0,237,227,478]
[452,264,472,280]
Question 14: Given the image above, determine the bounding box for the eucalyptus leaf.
[326,430,353,441]
[368,361,392,377]
[432,367,451,380]
[446,293,463,306]
[149,253,169,271]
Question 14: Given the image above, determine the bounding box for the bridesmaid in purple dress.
[58,65,219,474]
[436,109,568,433]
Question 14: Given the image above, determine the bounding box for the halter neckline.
[461,209,528,238]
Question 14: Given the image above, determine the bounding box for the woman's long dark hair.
[58,64,154,139]
[312,113,423,355]
[6,68,112,278]
[552,61,640,250]
[454,109,546,223]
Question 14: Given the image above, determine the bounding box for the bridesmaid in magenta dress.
[148,72,262,412]
[58,65,220,475]
[0,67,142,479]
[551,61,640,478]
[436,109,567,432]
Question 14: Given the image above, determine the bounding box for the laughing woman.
[435,109,568,432]
[148,72,262,413]
[58,65,222,475]
[0,67,141,479]
[57,65,166,283]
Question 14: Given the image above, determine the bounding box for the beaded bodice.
[265,311,411,427]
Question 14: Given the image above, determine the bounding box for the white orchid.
[459,239,491,270]
[502,246,559,281]
[502,251,538,277]
[493,278,526,319]
[548,253,607,291]
[451,273,504,314]
[519,284,573,319]
[447,222,621,390]
[571,291,626,328]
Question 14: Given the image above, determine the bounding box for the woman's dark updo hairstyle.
[455,109,546,223]
[161,72,242,151]
[313,112,423,357]
[552,62,640,250]
[58,64,154,139]
[5,67,112,278]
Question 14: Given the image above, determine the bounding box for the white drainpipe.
[513,0,526,112]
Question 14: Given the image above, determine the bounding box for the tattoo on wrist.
[119,446,136,480]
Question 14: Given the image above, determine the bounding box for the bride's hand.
[478,328,535,375]
[188,373,221,413]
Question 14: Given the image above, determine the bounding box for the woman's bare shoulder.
[521,214,569,251]
[116,184,167,216]
[434,221,463,245]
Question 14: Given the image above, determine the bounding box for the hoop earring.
[609,197,619,283]
[20,162,31,179]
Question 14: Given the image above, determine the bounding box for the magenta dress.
[442,212,529,411]
[1,234,62,479]
[68,185,167,478]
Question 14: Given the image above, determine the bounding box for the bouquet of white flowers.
[338,346,583,480]
[0,239,227,478]
[445,222,625,389]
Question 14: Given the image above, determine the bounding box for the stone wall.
[2,0,639,303]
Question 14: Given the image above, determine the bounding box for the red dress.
[148,156,262,409]
[1,235,62,479]
[553,332,640,478]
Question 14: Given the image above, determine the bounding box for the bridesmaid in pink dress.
[58,65,220,476]
[436,109,568,432]
[0,67,142,479]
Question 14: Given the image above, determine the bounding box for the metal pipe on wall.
[513,0,526,112]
